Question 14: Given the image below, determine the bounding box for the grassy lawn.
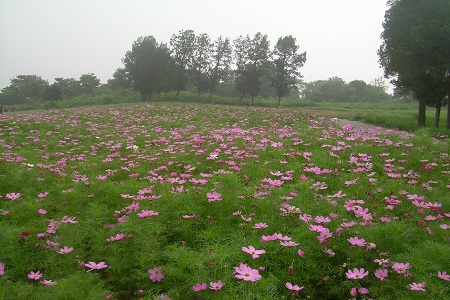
[0,103,449,299]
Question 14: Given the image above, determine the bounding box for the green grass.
[0,103,449,299]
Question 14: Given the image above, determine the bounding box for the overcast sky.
[0,0,390,90]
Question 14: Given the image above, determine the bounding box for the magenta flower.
[148,267,165,282]
[374,269,388,281]
[347,237,366,247]
[57,246,74,254]
[5,192,21,200]
[242,246,265,258]
[137,210,159,218]
[297,249,305,257]
[392,262,410,274]
[192,283,207,291]
[358,287,369,294]
[438,271,450,281]
[346,268,369,279]
[28,271,43,280]
[0,262,5,275]
[409,282,426,292]
[285,282,304,291]
[252,222,268,229]
[206,191,222,202]
[85,261,108,272]
[280,241,298,247]
[209,280,224,290]
[234,263,262,281]
[40,279,57,285]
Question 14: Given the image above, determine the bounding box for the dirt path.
[331,118,415,137]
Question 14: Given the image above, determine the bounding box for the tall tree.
[54,77,81,100]
[233,33,270,103]
[107,68,132,90]
[123,36,161,101]
[190,33,212,101]
[208,36,232,102]
[154,43,175,100]
[271,35,306,106]
[0,75,49,104]
[170,29,196,100]
[378,0,450,127]
[246,32,270,103]
[233,35,250,100]
[79,73,100,96]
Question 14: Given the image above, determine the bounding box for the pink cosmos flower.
[346,268,369,279]
[252,222,268,229]
[28,271,43,280]
[137,210,159,218]
[234,263,262,281]
[280,240,299,247]
[192,283,207,291]
[85,261,108,272]
[392,262,410,274]
[209,280,224,290]
[57,246,73,254]
[148,267,164,282]
[374,269,388,281]
[438,271,450,281]
[242,246,265,259]
[358,287,369,294]
[409,282,426,292]
[40,279,57,285]
[285,282,304,291]
[37,209,47,215]
[6,192,21,200]
[206,191,222,202]
[0,262,4,275]
[297,249,305,257]
[347,237,366,247]
[38,192,49,198]
[182,214,197,219]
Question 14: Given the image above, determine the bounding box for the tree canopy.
[378,0,450,127]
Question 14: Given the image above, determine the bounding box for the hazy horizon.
[0,0,390,90]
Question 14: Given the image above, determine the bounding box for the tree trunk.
[141,92,148,102]
[447,91,450,129]
[173,89,180,101]
[196,91,200,102]
[277,96,282,107]
[209,90,213,103]
[434,101,441,128]
[418,98,426,126]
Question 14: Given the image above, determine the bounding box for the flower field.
[0,103,449,299]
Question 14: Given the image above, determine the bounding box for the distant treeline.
[0,30,398,107]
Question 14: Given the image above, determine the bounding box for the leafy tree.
[154,43,175,100]
[54,77,81,100]
[0,75,49,104]
[233,33,270,103]
[189,33,212,101]
[123,36,162,101]
[208,36,232,102]
[246,32,270,103]
[107,68,132,90]
[233,35,250,100]
[170,29,196,100]
[302,77,351,102]
[43,83,62,104]
[271,35,307,106]
[79,73,100,96]
[378,0,450,127]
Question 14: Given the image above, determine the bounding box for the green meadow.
[0,103,449,300]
